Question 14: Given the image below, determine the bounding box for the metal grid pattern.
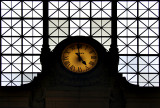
[117,1,159,87]
[1,1,43,86]
[48,1,112,51]
[1,1,159,87]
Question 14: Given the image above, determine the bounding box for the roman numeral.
[70,65,75,71]
[85,66,90,71]
[85,45,88,50]
[89,61,95,66]
[77,67,82,72]
[63,56,69,60]
[64,50,70,54]
[78,44,82,49]
[91,56,96,59]
[64,61,70,67]
[70,45,75,50]
[89,50,95,54]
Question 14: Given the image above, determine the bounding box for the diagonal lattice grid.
[117,1,159,87]
[48,1,112,51]
[1,1,43,86]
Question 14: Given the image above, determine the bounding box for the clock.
[48,36,109,86]
[61,43,98,73]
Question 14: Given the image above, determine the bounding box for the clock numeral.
[85,45,88,50]
[70,45,75,50]
[78,44,82,49]
[89,50,95,54]
[91,56,97,59]
[63,56,69,60]
[77,44,82,49]
[89,61,95,66]
[64,61,70,67]
[85,66,90,71]
[77,67,82,72]
[64,50,70,54]
[70,65,75,71]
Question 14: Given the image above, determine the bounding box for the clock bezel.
[61,42,99,74]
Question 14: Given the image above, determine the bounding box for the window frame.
[0,0,159,87]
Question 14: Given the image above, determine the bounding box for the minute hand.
[77,44,81,61]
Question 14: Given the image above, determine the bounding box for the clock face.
[61,43,98,73]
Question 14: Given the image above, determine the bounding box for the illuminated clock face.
[61,43,98,73]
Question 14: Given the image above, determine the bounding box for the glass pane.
[117,1,159,87]
[48,1,112,51]
[1,1,43,86]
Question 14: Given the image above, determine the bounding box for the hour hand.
[82,61,86,65]
[75,53,86,65]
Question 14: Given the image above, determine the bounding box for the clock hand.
[77,43,80,54]
[76,53,81,61]
[76,44,86,65]
[82,60,86,65]
[77,43,81,61]
[75,53,86,65]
